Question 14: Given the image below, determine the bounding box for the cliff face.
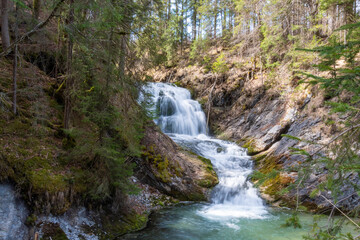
[151,56,360,212]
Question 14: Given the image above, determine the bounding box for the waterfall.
[143,82,267,220]
[143,82,207,136]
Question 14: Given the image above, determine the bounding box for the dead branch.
[0,0,66,57]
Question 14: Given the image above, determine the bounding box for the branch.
[320,194,360,230]
[310,123,360,157]
[0,0,66,57]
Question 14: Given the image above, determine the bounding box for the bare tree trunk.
[192,0,197,40]
[214,0,217,38]
[64,0,74,129]
[222,8,227,37]
[168,0,171,21]
[33,0,41,20]
[119,34,127,81]
[12,4,18,115]
[1,0,10,51]
[180,0,184,55]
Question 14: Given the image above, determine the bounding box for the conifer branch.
[310,123,360,157]
[320,194,360,230]
[0,0,66,57]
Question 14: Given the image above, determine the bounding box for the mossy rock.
[141,145,173,183]
[100,212,148,239]
[242,139,261,155]
[263,173,294,199]
[186,192,207,201]
[252,153,266,166]
[196,177,218,188]
[40,222,68,240]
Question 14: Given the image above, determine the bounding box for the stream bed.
[131,82,357,240]
[123,204,343,240]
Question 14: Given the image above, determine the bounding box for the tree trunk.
[222,8,226,37]
[180,0,184,54]
[192,0,197,40]
[33,0,41,20]
[1,0,10,51]
[119,34,127,81]
[214,0,217,38]
[344,0,355,24]
[64,0,74,129]
[12,4,18,115]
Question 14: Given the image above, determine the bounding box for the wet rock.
[36,207,98,240]
[0,184,29,240]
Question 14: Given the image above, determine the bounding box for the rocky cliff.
[150,54,360,212]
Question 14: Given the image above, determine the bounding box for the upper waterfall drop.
[144,82,207,136]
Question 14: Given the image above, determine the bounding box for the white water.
[143,82,268,221]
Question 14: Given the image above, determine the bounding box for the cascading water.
[147,82,207,136]
[143,82,267,219]
[126,83,354,239]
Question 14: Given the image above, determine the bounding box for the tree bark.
[0,0,66,57]
[214,0,217,38]
[33,0,41,20]
[192,0,197,40]
[1,0,10,51]
[12,4,18,115]
[64,0,74,129]
[180,0,185,55]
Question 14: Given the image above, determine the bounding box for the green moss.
[174,81,182,87]
[252,153,266,166]
[186,192,207,201]
[101,212,148,239]
[41,223,68,240]
[25,214,37,226]
[197,155,212,166]
[28,169,68,194]
[263,173,293,198]
[5,119,31,135]
[142,145,172,182]
[242,139,260,155]
[196,176,218,188]
[260,155,281,174]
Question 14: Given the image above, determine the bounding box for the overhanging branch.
[0,0,66,57]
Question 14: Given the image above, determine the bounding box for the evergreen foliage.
[59,0,148,201]
[280,22,360,239]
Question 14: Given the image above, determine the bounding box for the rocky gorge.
[150,53,360,213]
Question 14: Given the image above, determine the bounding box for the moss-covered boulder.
[136,125,219,201]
